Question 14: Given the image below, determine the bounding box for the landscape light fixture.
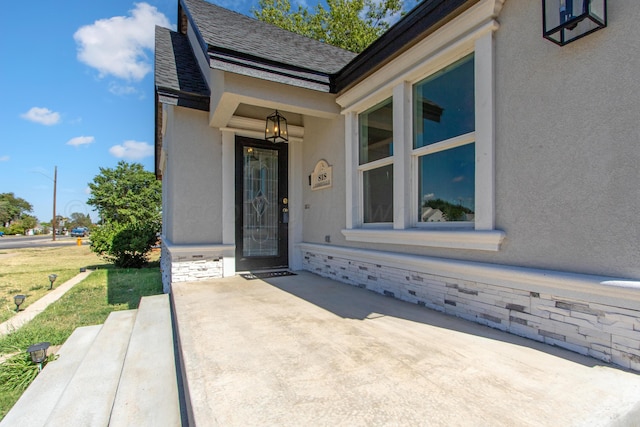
[48,274,58,290]
[27,342,50,372]
[543,0,606,46]
[14,295,26,312]
[265,110,288,143]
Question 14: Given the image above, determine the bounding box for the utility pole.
[52,166,57,241]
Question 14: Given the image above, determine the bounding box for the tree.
[253,0,403,53]
[66,212,93,230]
[423,198,473,222]
[19,214,38,231]
[88,162,161,225]
[3,214,38,235]
[0,193,34,227]
[87,161,161,268]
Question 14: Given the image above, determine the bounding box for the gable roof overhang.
[179,0,356,95]
[336,0,506,112]
[154,25,211,178]
[155,26,210,111]
[335,0,481,94]
[207,70,342,130]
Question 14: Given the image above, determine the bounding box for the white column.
[344,111,360,229]
[221,129,236,276]
[393,82,412,229]
[474,31,496,231]
[289,138,304,270]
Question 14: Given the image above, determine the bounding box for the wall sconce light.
[265,110,288,144]
[543,0,606,46]
[14,295,26,312]
[48,274,58,290]
[27,342,50,372]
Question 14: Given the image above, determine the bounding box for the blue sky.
[0,0,414,224]
[1,0,176,223]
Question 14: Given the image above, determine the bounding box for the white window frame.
[358,97,395,226]
[359,157,394,227]
[339,14,504,251]
[412,131,476,230]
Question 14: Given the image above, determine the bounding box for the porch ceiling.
[208,70,341,129]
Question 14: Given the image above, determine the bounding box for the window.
[413,54,475,224]
[359,98,393,223]
[339,27,503,251]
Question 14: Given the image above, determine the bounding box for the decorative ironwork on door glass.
[243,146,279,257]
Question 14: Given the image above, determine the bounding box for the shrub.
[6,224,24,235]
[90,222,160,268]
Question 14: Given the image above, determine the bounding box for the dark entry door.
[235,136,288,271]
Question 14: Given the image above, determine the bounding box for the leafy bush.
[86,161,162,269]
[90,222,160,268]
[7,224,24,235]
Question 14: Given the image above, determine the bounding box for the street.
[0,235,80,250]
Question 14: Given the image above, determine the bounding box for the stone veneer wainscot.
[299,243,640,372]
[161,242,229,293]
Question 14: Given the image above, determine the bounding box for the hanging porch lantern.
[543,0,606,46]
[265,110,288,144]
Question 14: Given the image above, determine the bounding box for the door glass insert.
[242,146,279,257]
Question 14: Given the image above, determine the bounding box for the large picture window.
[413,53,475,223]
[340,27,502,251]
[359,98,393,223]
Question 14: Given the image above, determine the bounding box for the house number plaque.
[311,159,332,191]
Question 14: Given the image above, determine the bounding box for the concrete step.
[44,310,137,427]
[109,294,180,426]
[1,296,181,427]
[0,325,102,427]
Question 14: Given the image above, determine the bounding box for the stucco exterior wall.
[300,0,639,281]
[493,0,640,279]
[163,106,223,245]
[301,115,348,245]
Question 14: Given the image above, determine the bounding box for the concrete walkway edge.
[0,270,93,336]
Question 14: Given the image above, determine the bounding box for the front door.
[235,136,288,271]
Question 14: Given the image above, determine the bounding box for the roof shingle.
[181,0,356,76]
[155,25,210,111]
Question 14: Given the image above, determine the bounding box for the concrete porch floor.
[171,271,640,427]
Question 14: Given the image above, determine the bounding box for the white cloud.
[452,176,465,183]
[109,140,153,160]
[67,136,95,147]
[0,155,9,162]
[21,107,61,125]
[74,3,171,81]
[108,82,138,96]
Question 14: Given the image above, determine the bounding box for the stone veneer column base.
[298,243,640,372]
[161,241,234,293]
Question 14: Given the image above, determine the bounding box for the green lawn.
[0,244,103,323]
[0,248,163,420]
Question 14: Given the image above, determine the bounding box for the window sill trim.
[341,228,505,251]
